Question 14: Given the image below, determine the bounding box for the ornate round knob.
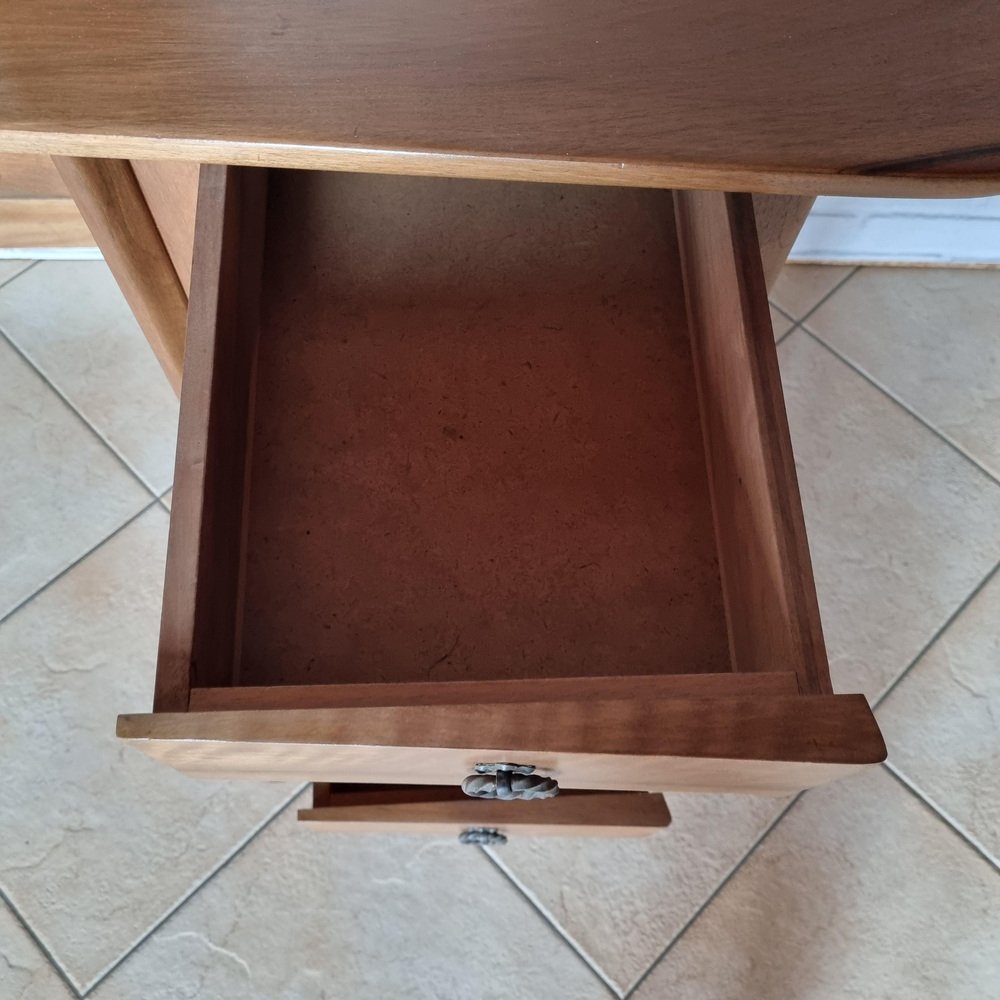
[460,762,559,800]
[458,827,508,846]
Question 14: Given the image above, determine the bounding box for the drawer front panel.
[298,785,670,839]
[119,694,885,795]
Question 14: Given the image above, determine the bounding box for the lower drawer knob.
[458,827,508,846]
[461,762,560,800]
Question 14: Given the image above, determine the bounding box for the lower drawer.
[118,165,885,797]
[299,785,670,842]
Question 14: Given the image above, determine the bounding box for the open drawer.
[118,165,885,797]
[299,785,670,842]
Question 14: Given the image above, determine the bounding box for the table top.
[3,0,999,195]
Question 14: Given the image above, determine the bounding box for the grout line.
[872,557,1000,712]
[769,300,795,326]
[156,484,172,514]
[769,300,797,345]
[79,784,308,997]
[801,325,1000,488]
[0,890,83,998]
[774,266,858,346]
[623,794,803,998]
[0,498,161,627]
[0,323,164,501]
[0,259,41,292]
[785,266,1000,880]
[481,847,623,999]
[794,265,860,326]
[1,257,984,995]
[775,320,800,345]
[881,762,1000,874]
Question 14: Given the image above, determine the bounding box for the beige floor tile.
[0,337,150,619]
[632,768,1000,1000]
[0,904,73,1000]
[492,793,788,993]
[0,261,179,493]
[770,263,853,321]
[0,260,33,287]
[90,797,609,1000]
[0,508,299,993]
[779,330,1000,700]
[769,303,794,340]
[878,569,1000,861]
[805,267,1000,479]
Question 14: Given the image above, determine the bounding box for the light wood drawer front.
[298,785,670,841]
[118,165,884,796]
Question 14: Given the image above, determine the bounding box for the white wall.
[791,196,1000,267]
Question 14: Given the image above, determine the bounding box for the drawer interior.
[153,166,836,714]
[240,171,726,687]
[123,165,887,794]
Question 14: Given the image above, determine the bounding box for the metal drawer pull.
[458,827,508,846]
[461,762,559,800]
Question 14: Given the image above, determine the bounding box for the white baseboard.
[790,196,1000,267]
[0,247,103,260]
[6,198,1000,268]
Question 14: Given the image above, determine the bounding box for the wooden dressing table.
[3,0,998,842]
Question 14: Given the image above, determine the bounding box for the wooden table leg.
[752,194,815,289]
[53,156,188,395]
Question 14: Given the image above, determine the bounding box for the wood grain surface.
[52,157,187,390]
[753,196,816,288]
[675,191,831,694]
[188,672,801,712]
[117,694,886,794]
[0,197,93,248]
[0,152,68,197]
[0,152,93,248]
[131,160,200,296]
[299,785,671,837]
[155,164,267,709]
[3,1,1000,195]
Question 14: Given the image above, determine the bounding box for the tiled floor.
[1,260,997,999]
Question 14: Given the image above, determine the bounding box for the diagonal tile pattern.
[0,508,299,992]
[878,568,1000,863]
[0,259,33,287]
[769,263,854,322]
[769,303,794,340]
[0,261,179,494]
[630,769,1000,1000]
[488,794,790,994]
[779,330,1000,701]
[89,796,612,1000]
[0,336,151,621]
[805,267,1000,480]
[0,259,997,998]
[0,902,75,1000]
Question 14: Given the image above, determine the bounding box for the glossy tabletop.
[2,0,999,194]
